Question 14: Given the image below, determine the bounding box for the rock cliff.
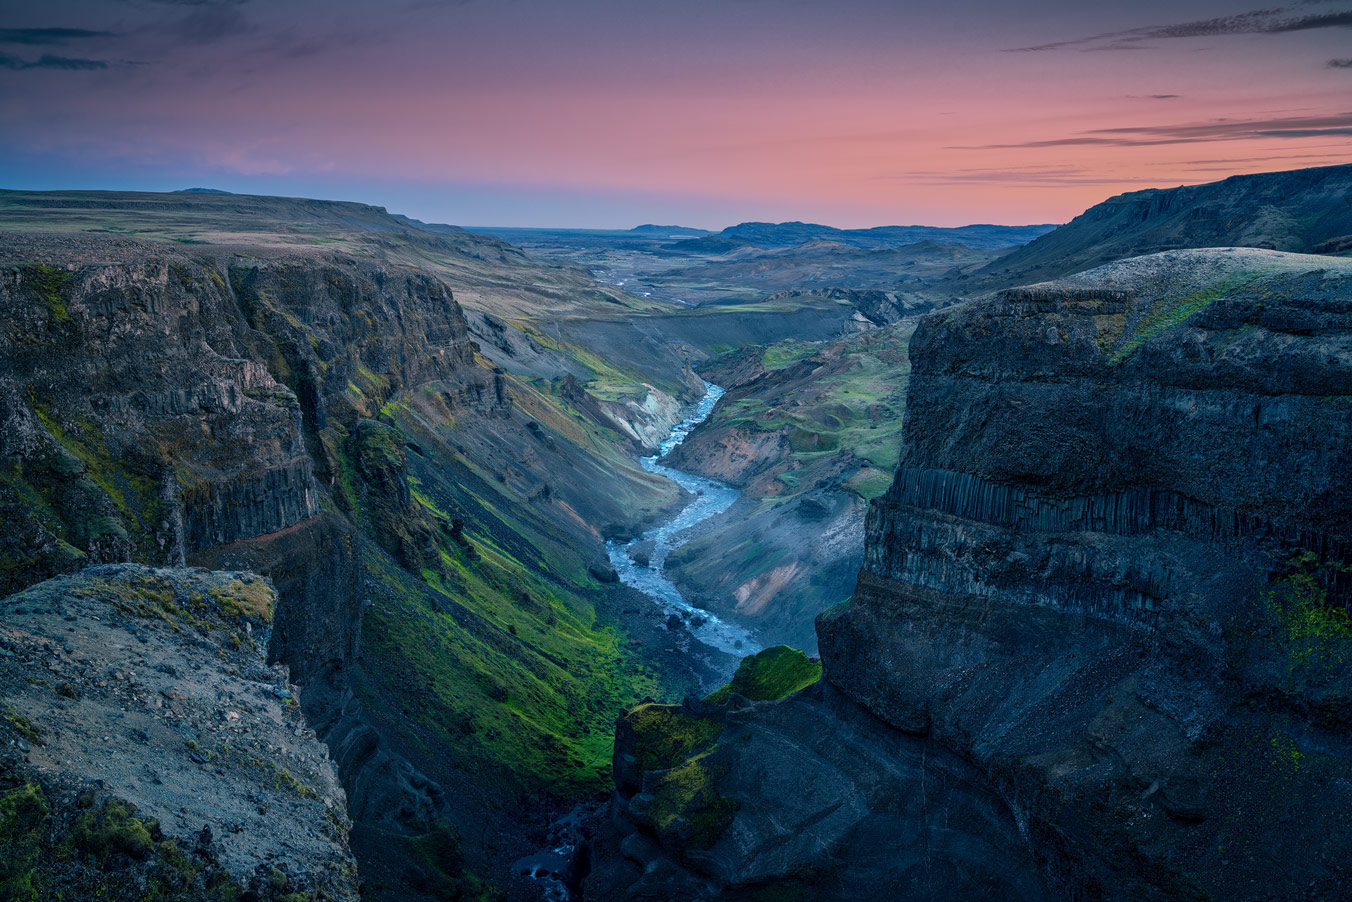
[822,250,1352,898]
[0,565,357,901]
[593,249,1352,899]
[0,227,703,899]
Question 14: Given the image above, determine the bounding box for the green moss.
[1108,283,1235,366]
[26,265,73,325]
[3,707,41,743]
[248,758,318,799]
[209,576,275,624]
[402,820,497,902]
[0,782,48,844]
[0,781,48,902]
[761,340,815,370]
[844,466,894,501]
[705,645,822,704]
[356,419,406,471]
[1263,551,1352,677]
[644,753,739,849]
[71,798,155,860]
[624,704,725,772]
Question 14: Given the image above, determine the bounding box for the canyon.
[0,164,1349,900]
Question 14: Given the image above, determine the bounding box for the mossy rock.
[705,646,822,705]
[624,704,724,772]
[643,753,740,850]
[209,575,275,624]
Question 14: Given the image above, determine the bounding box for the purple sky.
[0,0,1349,227]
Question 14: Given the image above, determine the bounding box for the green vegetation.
[348,400,680,797]
[705,325,912,488]
[705,645,822,704]
[71,798,156,860]
[209,576,275,624]
[1108,282,1238,365]
[3,707,40,743]
[643,753,739,849]
[1263,551,1352,677]
[0,400,169,595]
[248,758,319,800]
[405,820,496,901]
[0,781,48,901]
[25,265,73,325]
[0,777,256,902]
[624,704,725,772]
[761,340,815,370]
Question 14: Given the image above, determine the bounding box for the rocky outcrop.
[0,236,494,896]
[587,648,1045,901]
[0,565,357,900]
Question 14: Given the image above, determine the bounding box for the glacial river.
[606,381,758,657]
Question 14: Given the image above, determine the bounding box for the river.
[516,381,756,901]
[606,381,757,658]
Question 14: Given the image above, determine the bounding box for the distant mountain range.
[478,220,1057,251]
[707,220,1059,250]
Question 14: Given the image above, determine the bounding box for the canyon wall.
[594,250,1352,900]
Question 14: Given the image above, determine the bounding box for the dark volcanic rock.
[821,251,1352,899]
[587,684,1046,901]
[598,250,1352,901]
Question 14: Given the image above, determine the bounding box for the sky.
[0,0,1349,228]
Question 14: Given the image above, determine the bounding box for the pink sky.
[0,0,1349,227]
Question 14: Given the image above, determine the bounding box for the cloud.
[166,4,257,44]
[0,28,115,46]
[0,51,109,70]
[955,111,1352,149]
[1330,57,1352,66]
[1008,5,1352,52]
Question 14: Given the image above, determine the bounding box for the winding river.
[606,381,758,657]
[516,382,758,901]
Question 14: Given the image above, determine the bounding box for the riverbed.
[606,381,758,658]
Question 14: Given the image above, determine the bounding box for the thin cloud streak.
[957,112,1352,149]
[0,28,115,46]
[0,52,109,70]
[1008,5,1352,52]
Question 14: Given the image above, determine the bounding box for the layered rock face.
[0,236,491,886]
[821,251,1352,898]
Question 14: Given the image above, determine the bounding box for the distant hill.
[666,235,757,254]
[717,221,1058,250]
[971,163,1352,288]
[173,187,231,194]
[631,224,711,236]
